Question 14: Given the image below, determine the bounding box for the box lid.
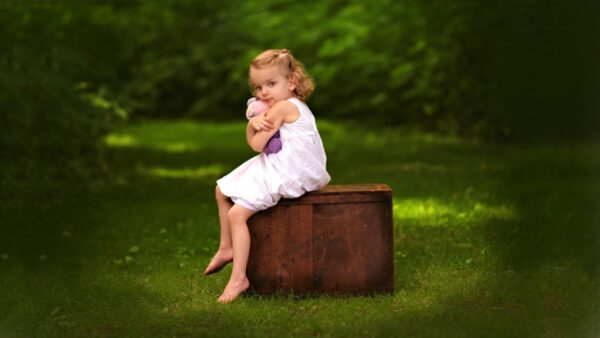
[279,184,392,205]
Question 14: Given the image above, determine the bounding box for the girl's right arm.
[246,113,274,148]
[247,101,294,152]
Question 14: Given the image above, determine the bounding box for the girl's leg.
[204,186,234,275]
[217,204,256,303]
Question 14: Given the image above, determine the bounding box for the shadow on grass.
[487,145,600,277]
[2,119,598,336]
[323,123,599,334]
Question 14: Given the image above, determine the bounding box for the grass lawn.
[1,119,599,337]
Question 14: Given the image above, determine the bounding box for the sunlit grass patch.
[318,119,462,151]
[105,134,138,147]
[103,120,247,153]
[105,134,204,153]
[393,198,518,227]
[137,165,226,179]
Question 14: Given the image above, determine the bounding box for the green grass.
[1,119,599,337]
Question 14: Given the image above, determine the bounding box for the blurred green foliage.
[1,1,126,209]
[1,0,598,208]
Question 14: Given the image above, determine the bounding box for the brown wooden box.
[247,184,394,295]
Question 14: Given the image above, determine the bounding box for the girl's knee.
[215,186,227,201]
[227,207,242,224]
[227,206,253,225]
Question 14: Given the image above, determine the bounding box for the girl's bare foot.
[217,275,250,303]
[204,248,233,275]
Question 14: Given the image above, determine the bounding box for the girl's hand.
[250,112,274,132]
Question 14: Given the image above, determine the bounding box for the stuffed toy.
[246,97,282,154]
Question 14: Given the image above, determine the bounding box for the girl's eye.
[268,81,276,87]
[255,86,261,91]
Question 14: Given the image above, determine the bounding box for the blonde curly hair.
[249,49,314,100]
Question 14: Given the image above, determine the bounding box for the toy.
[246,97,282,154]
[245,97,269,120]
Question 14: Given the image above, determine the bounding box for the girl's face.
[249,65,296,107]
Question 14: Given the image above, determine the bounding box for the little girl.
[204,49,331,303]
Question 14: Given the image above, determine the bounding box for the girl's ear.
[288,75,297,92]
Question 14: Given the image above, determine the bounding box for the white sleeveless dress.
[216,98,331,211]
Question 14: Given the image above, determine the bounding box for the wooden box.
[247,184,394,295]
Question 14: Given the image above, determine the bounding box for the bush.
[0,2,126,210]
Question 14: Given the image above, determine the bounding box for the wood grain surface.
[247,184,394,296]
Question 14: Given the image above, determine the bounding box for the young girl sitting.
[204,48,331,303]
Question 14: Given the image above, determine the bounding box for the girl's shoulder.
[271,99,301,124]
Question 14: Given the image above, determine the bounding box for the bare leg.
[217,204,256,303]
[204,186,234,275]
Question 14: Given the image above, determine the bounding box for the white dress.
[216,98,331,211]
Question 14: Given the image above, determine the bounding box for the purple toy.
[263,131,282,154]
[246,97,283,154]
